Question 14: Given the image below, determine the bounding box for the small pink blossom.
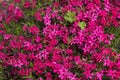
[34,12,42,21]
[43,14,51,25]
[24,1,31,8]
[3,34,12,40]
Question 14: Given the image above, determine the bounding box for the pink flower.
[74,56,81,65]
[24,1,31,8]
[3,34,12,40]
[0,52,6,61]
[38,78,43,80]
[46,72,52,80]
[35,36,41,42]
[14,7,23,18]
[107,69,117,78]
[24,41,31,47]
[28,25,40,35]
[35,49,49,60]
[103,58,111,66]
[115,0,120,6]
[14,0,20,3]
[9,59,23,68]
[109,34,114,40]
[8,3,15,11]
[31,0,37,8]
[34,12,42,21]
[96,71,103,80]
[51,11,58,18]
[23,25,28,31]
[65,49,73,55]
[19,68,32,76]
[83,70,93,79]
[99,10,107,17]
[43,14,51,25]
[49,39,58,47]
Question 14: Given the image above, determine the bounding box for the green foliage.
[0,66,4,80]
[4,21,24,36]
[64,11,76,23]
[105,27,120,53]
[78,21,86,30]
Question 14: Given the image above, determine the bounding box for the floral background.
[0,0,120,80]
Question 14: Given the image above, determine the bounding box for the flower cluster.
[0,0,120,80]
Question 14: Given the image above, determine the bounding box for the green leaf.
[78,21,86,30]
[29,62,33,67]
[64,11,76,23]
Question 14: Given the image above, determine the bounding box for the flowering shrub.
[0,0,120,80]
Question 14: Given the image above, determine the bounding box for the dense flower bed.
[0,0,120,80]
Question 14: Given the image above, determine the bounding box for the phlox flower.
[34,12,42,21]
[14,7,23,18]
[107,69,117,79]
[24,41,31,47]
[96,71,104,80]
[43,14,51,25]
[28,25,40,35]
[24,1,31,8]
[14,0,20,3]
[9,59,23,68]
[3,34,12,40]
[35,36,41,42]
[103,58,111,67]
